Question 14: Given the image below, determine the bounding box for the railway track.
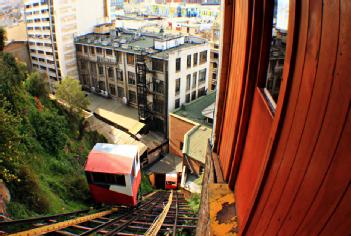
[1,191,198,236]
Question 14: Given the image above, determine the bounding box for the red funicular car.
[85,143,141,206]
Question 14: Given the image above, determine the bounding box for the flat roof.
[147,153,182,174]
[75,29,207,56]
[172,91,216,126]
[183,125,212,164]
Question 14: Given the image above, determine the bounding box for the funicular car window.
[91,172,126,186]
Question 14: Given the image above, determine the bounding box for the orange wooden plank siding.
[213,0,351,235]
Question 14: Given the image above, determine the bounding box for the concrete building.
[74,26,210,136]
[4,41,32,71]
[24,0,109,86]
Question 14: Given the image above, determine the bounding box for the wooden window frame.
[213,0,299,233]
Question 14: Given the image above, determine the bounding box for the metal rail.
[6,191,198,236]
[0,209,89,227]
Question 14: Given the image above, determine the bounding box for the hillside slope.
[0,52,106,218]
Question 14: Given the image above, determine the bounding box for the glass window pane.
[264,0,289,105]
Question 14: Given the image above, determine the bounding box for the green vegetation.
[0,48,106,218]
[25,71,49,98]
[139,173,153,196]
[56,77,90,113]
[0,27,5,51]
[187,193,200,213]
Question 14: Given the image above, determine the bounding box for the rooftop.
[147,153,183,174]
[75,28,207,57]
[85,143,138,175]
[172,91,216,126]
[183,125,212,164]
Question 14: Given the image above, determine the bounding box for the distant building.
[24,0,110,87]
[4,41,32,71]
[74,26,210,135]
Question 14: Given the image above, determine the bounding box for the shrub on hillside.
[56,77,89,113]
[0,99,23,183]
[25,71,49,98]
[9,165,50,214]
[30,110,68,154]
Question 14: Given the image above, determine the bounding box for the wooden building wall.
[214,0,351,235]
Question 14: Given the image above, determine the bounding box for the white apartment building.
[24,0,109,85]
[75,27,210,135]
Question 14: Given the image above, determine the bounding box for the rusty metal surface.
[209,184,238,236]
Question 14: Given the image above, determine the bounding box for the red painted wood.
[264,1,323,234]
[234,89,273,228]
[218,0,250,179]
[299,106,351,235]
[215,0,351,235]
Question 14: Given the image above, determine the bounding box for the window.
[152,59,164,72]
[192,72,197,88]
[191,91,196,100]
[108,67,114,78]
[80,62,86,70]
[115,51,121,62]
[89,172,126,186]
[98,66,104,75]
[128,72,136,85]
[213,73,217,81]
[213,62,218,69]
[200,50,207,64]
[127,53,134,65]
[180,142,184,150]
[90,47,95,55]
[106,49,113,56]
[187,55,191,68]
[186,74,191,90]
[109,84,116,95]
[128,90,136,103]
[83,46,88,53]
[175,98,180,109]
[198,87,206,97]
[153,95,164,113]
[117,86,124,97]
[213,52,219,59]
[199,69,207,84]
[176,58,181,72]
[153,78,164,94]
[186,93,190,103]
[98,81,106,91]
[175,78,180,94]
[193,53,198,66]
[263,0,289,106]
[116,70,123,81]
[97,48,102,54]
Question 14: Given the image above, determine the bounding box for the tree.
[0,53,26,111]
[0,98,22,183]
[55,77,89,113]
[25,71,49,97]
[30,110,68,154]
[0,27,6,52]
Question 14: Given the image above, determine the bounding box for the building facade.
[24,0,109,86]
[75,28,210,135]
